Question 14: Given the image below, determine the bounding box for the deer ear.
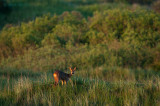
[69,67,72,71]
[74,67,76,70]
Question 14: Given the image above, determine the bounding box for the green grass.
[0,66,160,105]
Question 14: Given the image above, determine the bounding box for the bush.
[0,10,160,70]
[110,0,155,4]
[152,0,160,13]
[0,14,58,57]
[89,9,160,47]
[42,11,88,47]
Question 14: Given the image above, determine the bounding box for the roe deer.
[53,67,76,86]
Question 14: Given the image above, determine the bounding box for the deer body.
[53,67,76,86]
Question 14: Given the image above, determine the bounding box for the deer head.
[69,67,76,75]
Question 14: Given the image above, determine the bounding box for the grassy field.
[0,0,160,105]
[0,66,160,105]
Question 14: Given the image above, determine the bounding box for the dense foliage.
[152,0,160,13]
[0,9,160,70]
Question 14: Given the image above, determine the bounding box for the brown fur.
[53,67,76,86]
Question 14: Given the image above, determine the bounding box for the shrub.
[42,11,88,47]
[84,29,105,45]
[89,9,160,47]
[152,0,160,13]
[0,10,160,70]
[0,14,58,57]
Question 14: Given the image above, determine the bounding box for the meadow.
[0,0,160,105]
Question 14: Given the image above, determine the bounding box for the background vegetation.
[0,0,160,105]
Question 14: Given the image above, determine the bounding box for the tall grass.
[0,66,160,105]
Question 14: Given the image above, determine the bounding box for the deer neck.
[68,73,72,78]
